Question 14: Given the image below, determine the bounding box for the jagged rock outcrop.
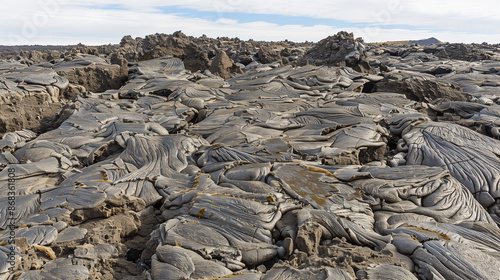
[55,54,128,93]
[374,70,470,102]
[208,50,243,79]
[257,46,281,64]
[138,31,210,72]
[0,61,69,135]
[435,43,493,61]
[301,31,376,74]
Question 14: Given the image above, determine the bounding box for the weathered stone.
[302,31,376,73]
[374,71,469,102]
[257,46,281,64]
[208,51,243,79]
[295,223,323,255]
[56,56,128,93]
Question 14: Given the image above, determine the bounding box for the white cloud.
[100,0,500,33]
[0,0,499,45]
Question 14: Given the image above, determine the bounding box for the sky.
[1,0,499,45]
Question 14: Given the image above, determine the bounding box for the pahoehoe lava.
[1,31,500,280]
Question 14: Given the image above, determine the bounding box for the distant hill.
[408,37,442,45]
[370,37,443,46]
[370,40,410,46]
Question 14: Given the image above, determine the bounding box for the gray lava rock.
[53,227,87,245]
[374,70,469,102]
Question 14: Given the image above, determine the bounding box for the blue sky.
[1,0,499,45]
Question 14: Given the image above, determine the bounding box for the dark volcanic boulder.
[435,44,492,61]
[301,31,376,74]
[374,70,469,102]
[257,46,281,64]
[208,50,243,79]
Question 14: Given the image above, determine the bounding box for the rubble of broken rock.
[1,32,500,279]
